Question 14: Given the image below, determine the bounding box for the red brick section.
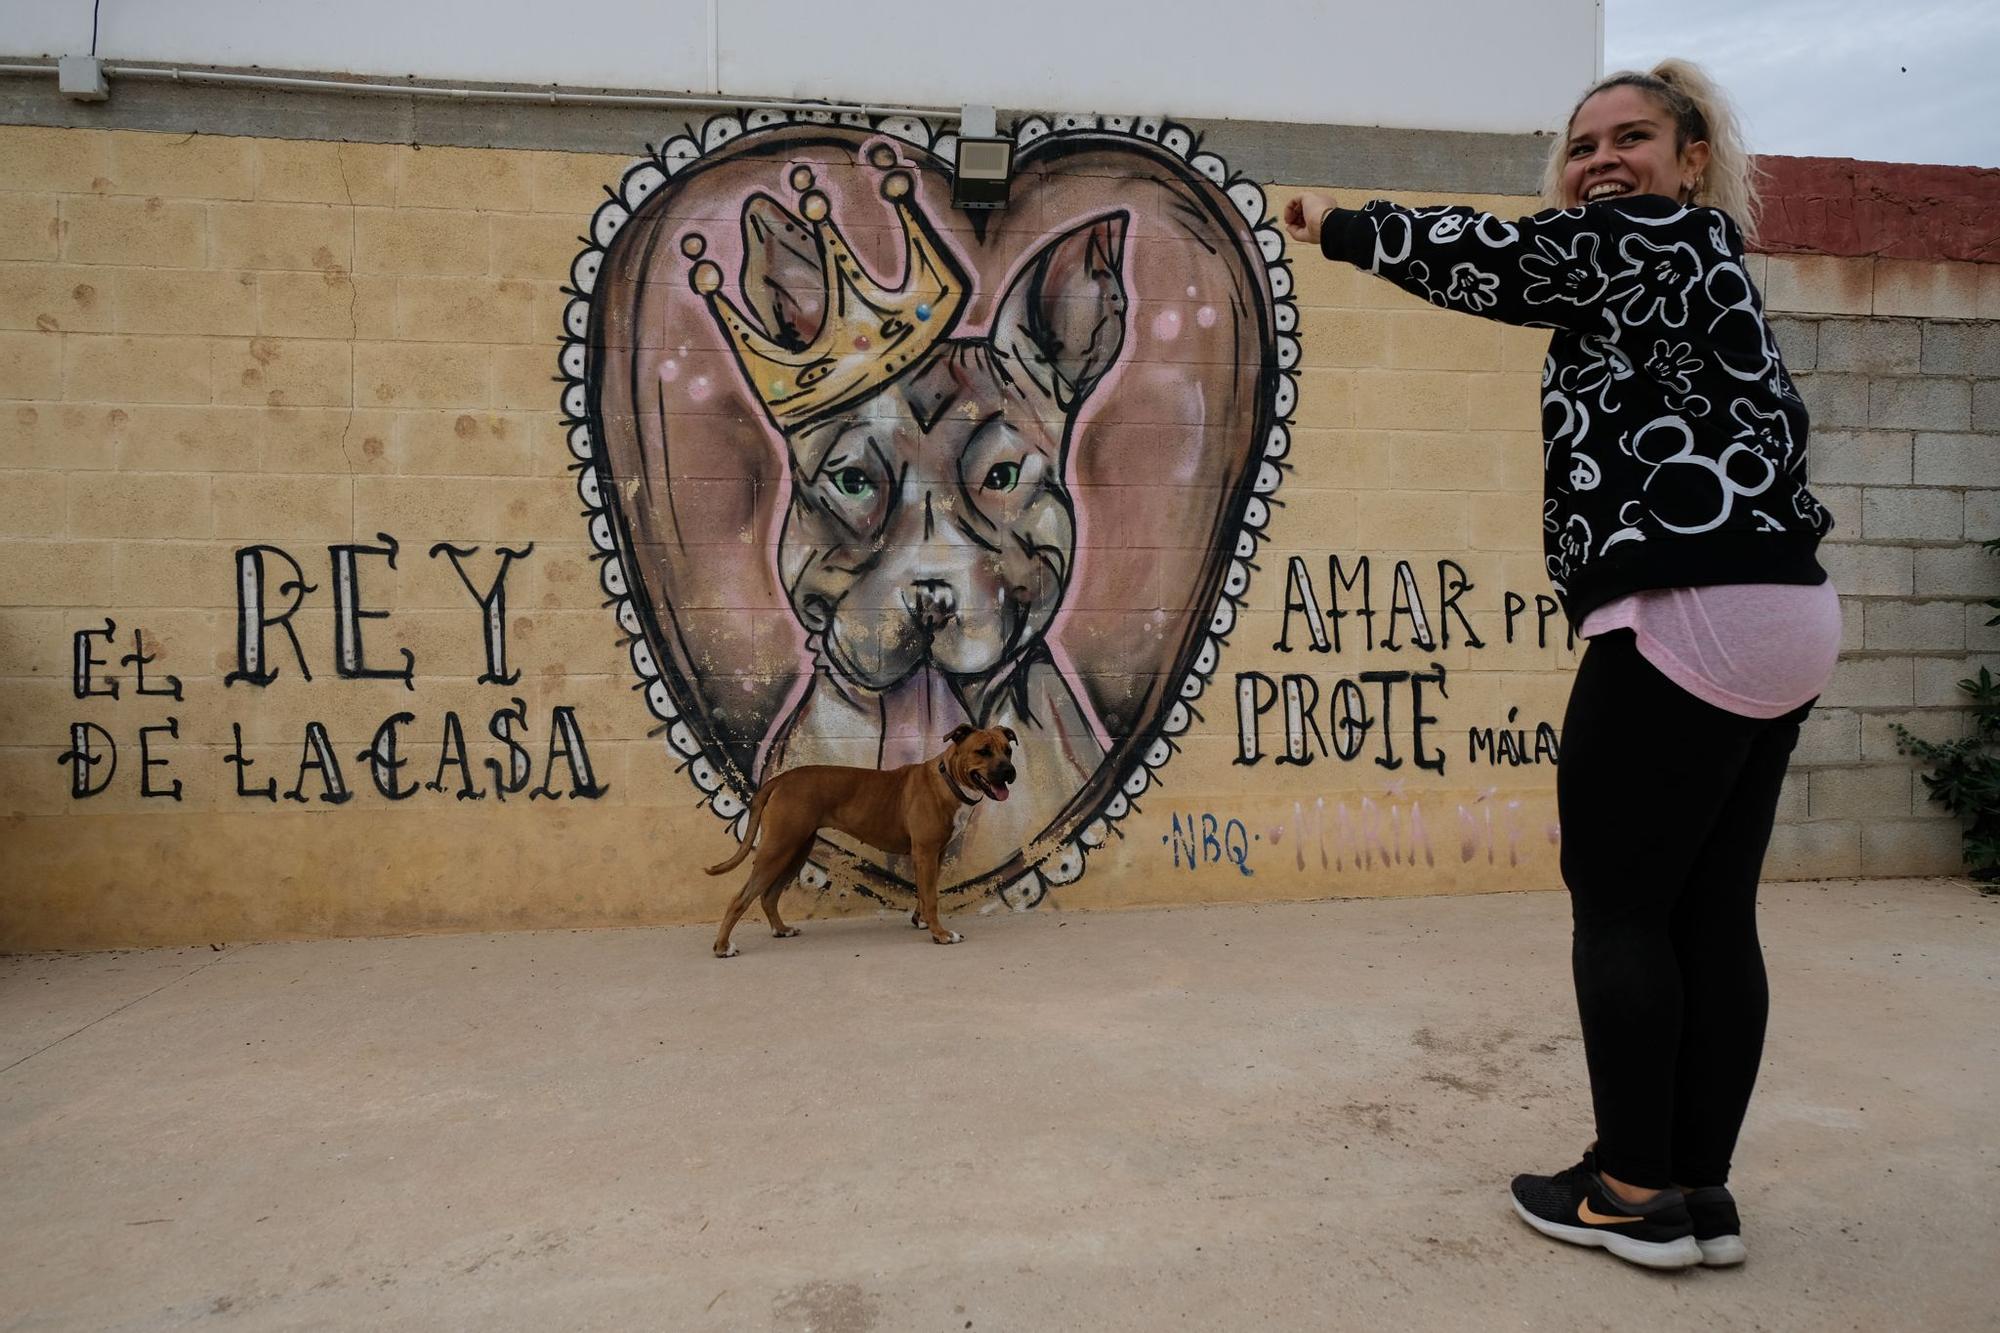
[1753,156,2000,264]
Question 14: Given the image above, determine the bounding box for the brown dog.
[706,725,1019,957]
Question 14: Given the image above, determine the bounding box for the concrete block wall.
[0,125,654,948]
[1,105,1996,948]
[1761,255,2000,879]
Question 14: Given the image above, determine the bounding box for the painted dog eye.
[982,461,1021,492]
[830,466,875,498]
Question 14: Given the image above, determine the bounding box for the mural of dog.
[583,121,1281,907]
[688,165,1130,874]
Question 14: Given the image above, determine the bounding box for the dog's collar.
[938,758,983,806]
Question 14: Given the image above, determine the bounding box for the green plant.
[1891,537,2000,888]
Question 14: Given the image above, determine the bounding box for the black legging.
[1556,629,1812,1190]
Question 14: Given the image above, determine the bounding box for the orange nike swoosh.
[1577,1199,1644,1225]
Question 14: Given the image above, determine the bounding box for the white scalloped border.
[560,110,1299,911]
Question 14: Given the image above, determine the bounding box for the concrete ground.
[1,880,1994,1332]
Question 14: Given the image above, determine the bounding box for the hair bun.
[1650,58,1706,93]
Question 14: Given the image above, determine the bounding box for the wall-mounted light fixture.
[952,104,1013,210]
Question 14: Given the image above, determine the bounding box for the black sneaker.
[1510,1154,1702,1269]
[1684,1185,1746,1266]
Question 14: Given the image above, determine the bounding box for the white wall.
[2,0,1601,134]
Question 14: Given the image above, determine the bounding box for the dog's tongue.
[988,780,1010,802]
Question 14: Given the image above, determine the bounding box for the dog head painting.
[727,182,1126,716]
[684,158,1128,869]
[581,118,1284,905]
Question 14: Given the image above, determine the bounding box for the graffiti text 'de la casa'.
[59,537,608,805]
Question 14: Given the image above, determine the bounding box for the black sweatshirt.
[1320,195,1831,626]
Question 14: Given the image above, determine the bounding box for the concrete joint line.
[0,950,237,1079]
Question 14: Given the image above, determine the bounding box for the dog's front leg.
[912,845,961,945]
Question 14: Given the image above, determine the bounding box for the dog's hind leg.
[759,847,812,938]
[712,878,762,958]
[714,840,806,958]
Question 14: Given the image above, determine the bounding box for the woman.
[1284,61,1840,1271]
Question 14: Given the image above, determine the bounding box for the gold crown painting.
[685,156,969,431]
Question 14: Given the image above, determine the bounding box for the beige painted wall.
[0,124,1982,949]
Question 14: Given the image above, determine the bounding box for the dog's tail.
[705,782,770,875]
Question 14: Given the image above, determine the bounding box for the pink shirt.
[1579,583,1843,719]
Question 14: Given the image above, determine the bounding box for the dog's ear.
[990,211,1130,415]
[944,723,976,745]
[739,193,826,351]
[1000,726,1018,744]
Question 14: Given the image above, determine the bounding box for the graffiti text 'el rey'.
[1235,554,1572,774]
[58,535,607,805]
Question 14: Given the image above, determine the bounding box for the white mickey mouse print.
[1520,230,1610,307]
[1792,484,1830,529]
[1542,388,1590,474]
[1608,233,1704,329]
[1701,262,1777,384]
[1728,397,1798,469]
[1598,499,1647,556]
[1402,260,1442,306]
[1427,212,1471,244]
[1625,414,1777,535]
[1367,208,1415,272]
[1641,339,1710,416]
[1568,450,1603,491]
[1560,327,1634,414]
[1550,513,1594,584]
[1327,193,1835,607]
[1443,263,1501,312]
[1706,211,1732,258]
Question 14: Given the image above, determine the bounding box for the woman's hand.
[1282,190,1339,245]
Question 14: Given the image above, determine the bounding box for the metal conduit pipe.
[0,59,963,123]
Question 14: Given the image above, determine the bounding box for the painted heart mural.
[560,110,1297,908]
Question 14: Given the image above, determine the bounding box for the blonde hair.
[1540,58,1763,242]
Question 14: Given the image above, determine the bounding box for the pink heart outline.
[562,111,1299,909]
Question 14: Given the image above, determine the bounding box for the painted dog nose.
[905,580,957,629]
[997,763,1017,784]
